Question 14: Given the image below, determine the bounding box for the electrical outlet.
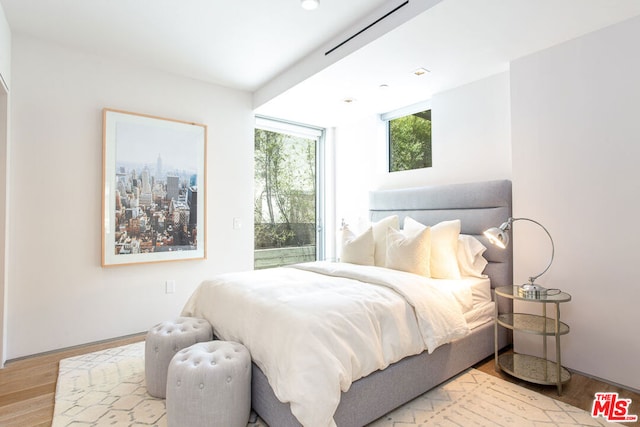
[165,280,175,294]
[233,217,242,229]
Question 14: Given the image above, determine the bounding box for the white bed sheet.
[469,276,492,307]
[464,300,495,330]
[429,276,491,314]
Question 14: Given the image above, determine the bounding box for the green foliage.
[254,128,316,249]
[254,223,295,249]
[389,111,432,172]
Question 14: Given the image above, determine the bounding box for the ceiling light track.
[325,1,409,56]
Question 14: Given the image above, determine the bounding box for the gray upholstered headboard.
[369,179,513,313]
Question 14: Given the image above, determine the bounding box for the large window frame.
[381,100,432,173]
[254,116,326,265]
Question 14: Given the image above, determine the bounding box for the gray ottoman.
[145,317,213,398]
[166,341,251,427]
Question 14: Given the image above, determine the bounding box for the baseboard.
[3,331,146,366]
[568,367,640,395]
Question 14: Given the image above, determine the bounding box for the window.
[254,117,325,269]
[384,105,432,172]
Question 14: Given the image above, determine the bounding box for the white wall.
[510,16,640,390]
[6,35,254,359]
[334,72,512,240]
[334,114,385,231]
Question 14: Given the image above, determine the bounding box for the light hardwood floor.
[0,337,638,426]
[474,350,640,427]
[0,334,145,427]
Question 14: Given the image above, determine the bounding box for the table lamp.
[484,217,555,298]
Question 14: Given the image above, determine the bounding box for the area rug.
[54,342,613,426]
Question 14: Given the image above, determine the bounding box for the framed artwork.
[102,108,207,266]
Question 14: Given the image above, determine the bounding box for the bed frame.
[251,179,513,426]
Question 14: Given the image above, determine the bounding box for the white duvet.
[182,261,469,427]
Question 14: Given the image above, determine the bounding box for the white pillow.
[401,217,429,273]
[385,226,431,276]
[360,215,399,267]
[430,219,462,279]
[457,234,488,278]
[340,225,374,266]
[405,217,461,279]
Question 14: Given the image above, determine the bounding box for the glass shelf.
[498,353,571,386]
[495,285,571,303]
[497,313,570,336]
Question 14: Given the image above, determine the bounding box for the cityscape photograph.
[111,118,203,257]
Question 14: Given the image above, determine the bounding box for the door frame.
[254,116,326,265]
[0,76,8,366]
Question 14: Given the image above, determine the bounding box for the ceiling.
[257,0,640,126]
[2,0,640,128]
[0,0,389,91]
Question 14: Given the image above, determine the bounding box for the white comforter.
[182,261,469,427]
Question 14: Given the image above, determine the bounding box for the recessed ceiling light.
[343,97,356,104]
[379,84,390,90]
[413,67,430,76]
[301,0,319,10]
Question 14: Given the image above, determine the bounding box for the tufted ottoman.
[145,317,213,398]
[166,341,252,427]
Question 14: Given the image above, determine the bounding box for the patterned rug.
[53,342,613,426]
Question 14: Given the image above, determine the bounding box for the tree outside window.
[254,127,317,268]
[388,109,432,172]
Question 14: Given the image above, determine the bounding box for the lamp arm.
[510,217,555,284]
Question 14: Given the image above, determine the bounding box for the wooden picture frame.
[102,108,207,266]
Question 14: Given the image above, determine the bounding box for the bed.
[183,179,513,427]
